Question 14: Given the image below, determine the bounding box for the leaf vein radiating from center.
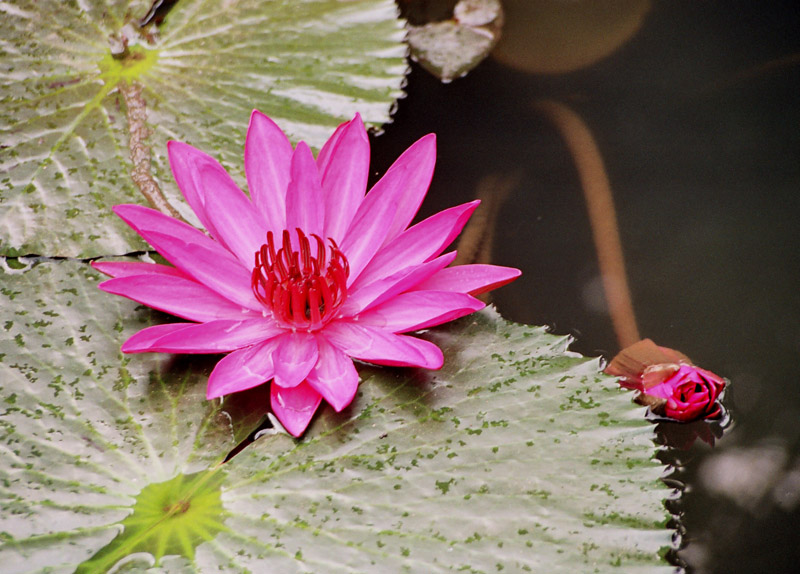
[1,257,671,572]
[1,0,407,257]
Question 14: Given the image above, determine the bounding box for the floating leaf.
[0,259,246,571]
[222,307,673,572]
[75,469,229,573]
[1,259,672,572]
[406,0,504,82]
[0,0,407,258]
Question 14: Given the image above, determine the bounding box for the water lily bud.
[605,338,726,423]
[645,364,726,422]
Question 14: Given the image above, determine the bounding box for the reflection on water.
[684,441,800,573]
[700,443,789,511]
[371,1,800,572]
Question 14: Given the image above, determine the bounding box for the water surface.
[371,2,800,572]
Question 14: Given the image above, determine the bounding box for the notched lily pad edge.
[1,255,677,572]
[0,255,680,476]
[0,255,271,465]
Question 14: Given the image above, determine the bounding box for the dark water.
[371,2,800,572]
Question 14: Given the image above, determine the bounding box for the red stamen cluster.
[252,229,349,330]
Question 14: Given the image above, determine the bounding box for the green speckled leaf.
[0,260,672,572]
[0,0,407,258]
[0,259,252,572]
[220,308,673,573]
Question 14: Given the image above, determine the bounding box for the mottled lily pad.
[0,0,407,258]
[0,259,672,572]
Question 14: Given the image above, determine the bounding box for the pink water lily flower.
[93,111,520,436]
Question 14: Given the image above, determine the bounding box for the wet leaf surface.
[0,0,407,258]
[0,259,243,571]
[406,0,503,82]
[1,259,672,572]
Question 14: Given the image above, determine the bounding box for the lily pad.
[406,0,503,82]
[0,0,407,258]
[1,259,672,572]
[0,258,240,571]
[222,311,673,572]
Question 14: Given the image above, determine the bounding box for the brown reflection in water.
[372,4,800,573]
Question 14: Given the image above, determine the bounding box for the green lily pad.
[75,469,229,573]
[0,258,250,572]
[0,259,672,572]
[222,309,673,572]
[0,0,407,258]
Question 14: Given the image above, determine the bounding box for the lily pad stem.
[533,99,640,350]
[120,81,184,221]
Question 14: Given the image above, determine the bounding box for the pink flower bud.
[604,339,726,423]
[644,364,725,422]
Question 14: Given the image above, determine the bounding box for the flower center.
[251,229,349,330]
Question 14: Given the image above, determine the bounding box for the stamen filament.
[252,228,349,330]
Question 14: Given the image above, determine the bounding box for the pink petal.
[412,264,522,296]
[271,381,323,437]
[121,323,197,353]
[146,230,258,312]
[315,119,347,173]
[342,252,457,316]
[355,291,483,333]
[354,200,480,288]
[206,338,280,399]
[323,321,440,368]
[306,336,359,412]
[245,110,293,235]
[273,331,319,389]
[357,134,437,247]
[338,186,397,285]
[318,114,369,243]
[92,260,185,279]
[98,274,251,323]
[122,318,282,354]
[166,141,224,238]
[113,205,258,310]
[193,158,266,266]
[396,335,444,370]
[285,142,324,239]
[114,204,233,264]
[168,140,266,265]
